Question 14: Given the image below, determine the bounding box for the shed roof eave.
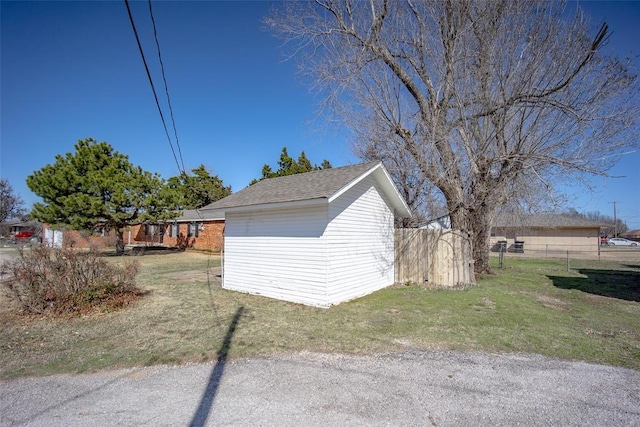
[327,163,412,218]
[211,197,328,215]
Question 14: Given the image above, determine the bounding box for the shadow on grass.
[189,306,245,427]
[549,269,640,302]
[100,246,184,257]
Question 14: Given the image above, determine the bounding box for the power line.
[147,0,186,175]
[124,0,184,175]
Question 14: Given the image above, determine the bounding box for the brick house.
[127,209,224,252]
[43,210,224,253]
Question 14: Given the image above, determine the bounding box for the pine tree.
[296,151,313,173]
[320,159,333,170]
[276,147,294,175]
[166,165,231,209]
[252,147,333,183]
[27,138,172,254]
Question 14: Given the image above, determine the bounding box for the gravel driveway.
[2,350,639,426]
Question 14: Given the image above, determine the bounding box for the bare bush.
[2,246,142,315]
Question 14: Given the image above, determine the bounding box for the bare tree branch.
[266,0,640,276]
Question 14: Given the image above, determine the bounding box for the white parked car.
[607,237,638,246]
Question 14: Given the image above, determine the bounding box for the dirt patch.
[481,297,496,309]
[536,294,569,311]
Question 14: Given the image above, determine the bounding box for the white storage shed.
[201,162,411,307]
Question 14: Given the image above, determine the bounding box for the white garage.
[201,162,411,307]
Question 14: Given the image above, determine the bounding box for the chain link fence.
[492,243,639,270]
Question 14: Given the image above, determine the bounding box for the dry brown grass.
[1,250,639,378]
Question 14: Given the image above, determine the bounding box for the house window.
[157,225,164,244]
[186,222,200,238]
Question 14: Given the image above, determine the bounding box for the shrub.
[2,246,142,315]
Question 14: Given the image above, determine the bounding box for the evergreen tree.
[252,147,332,183]
[320,159,333,170]
[165,165,231,209]
[277,147,295,175]
[296,151,313,173]
[26,138,172,254]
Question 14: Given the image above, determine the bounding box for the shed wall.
[223,206,330,307]
[325,177,395,304]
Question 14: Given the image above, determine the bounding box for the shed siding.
[325,176,395,304]
[223,206,330,307]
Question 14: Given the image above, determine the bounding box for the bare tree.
[355,137,445,227]
[267,0,639,278]
[565,208,628,237]
[0,179,26,223]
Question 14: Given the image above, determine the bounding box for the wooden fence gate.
[395,229,474,287]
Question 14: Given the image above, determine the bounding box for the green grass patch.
[1,252,639,378]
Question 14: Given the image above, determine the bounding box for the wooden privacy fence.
[395,229,474,287]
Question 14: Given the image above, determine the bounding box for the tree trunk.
[469,209,494,275]
[447,203,476,283]
[447,199,496,278]
[115,229,125,255]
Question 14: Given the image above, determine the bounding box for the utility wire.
[147,0,186,175]
[124,0,183,175]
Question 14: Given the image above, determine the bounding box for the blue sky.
[1,1,639,228]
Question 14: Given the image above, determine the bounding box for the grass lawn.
[1,250,639,378]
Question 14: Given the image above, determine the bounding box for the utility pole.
[610,201,618,237]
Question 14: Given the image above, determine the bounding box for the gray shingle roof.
[200,162,381,211]
[492,213,604,228]
[175,209,223,221]
[623,229,640,237]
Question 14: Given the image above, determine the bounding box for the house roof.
[6,220,41,228]
[419,214,452,229]
[174,209,223,222]
[622,229,640,238]
[492,213,604,229]
[199,162,411,217]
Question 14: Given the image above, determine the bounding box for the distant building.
[420,215,451,229]
[621,229,640,242]
[42,209,225,252]
[491,213,603,255]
